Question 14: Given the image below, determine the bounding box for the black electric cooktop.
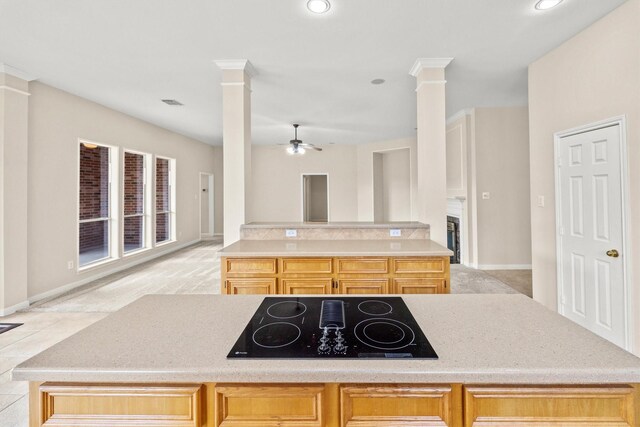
[227,297,438,359]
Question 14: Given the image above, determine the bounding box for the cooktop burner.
[228,297,438,359]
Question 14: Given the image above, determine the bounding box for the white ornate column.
[0,64,34,315]
[410,58,453,246]
[215,60,255,246]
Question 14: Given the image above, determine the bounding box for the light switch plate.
[537,195,545,207]
[482,192,490,200]
[285,229,297,238]
[390,229,401,237]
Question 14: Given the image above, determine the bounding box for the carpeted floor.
[450,265,520,294]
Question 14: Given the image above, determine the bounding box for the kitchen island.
[13,294,640,426]
[220,222,454,295]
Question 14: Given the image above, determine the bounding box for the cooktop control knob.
[333,342,347,353]
[335,331,345,344]
[318,342,331,353]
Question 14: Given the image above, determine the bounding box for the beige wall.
[27,82,221,300]
[0,73,30,313]
[475,107,531,268]
[528,0,640,353]
[250,144,359,222]
[357,138,418,222]
[380,148,411,222]
[446,107,531,268]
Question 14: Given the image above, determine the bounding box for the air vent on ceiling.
[161,99,183,106]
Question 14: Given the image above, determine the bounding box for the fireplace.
[447,216,460,264]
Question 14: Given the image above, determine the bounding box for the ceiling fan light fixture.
[307,0,330,14]
[298,147,306,154]
[535,0,563,10]
[287,146,296,155]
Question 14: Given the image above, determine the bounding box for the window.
[123,151,150,254]
[155,157,175,244]
[78,141,117,267]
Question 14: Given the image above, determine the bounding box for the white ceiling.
[0,0,628,146]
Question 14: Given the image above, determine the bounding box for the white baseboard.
[0,300,30,317]
[477,264,532,270]
[28,238,201,306]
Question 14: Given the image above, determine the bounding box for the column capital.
[214,59,257,78]
[0,63,36,82]
[409,58,454,77]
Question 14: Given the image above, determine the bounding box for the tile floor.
[0,239,530,425]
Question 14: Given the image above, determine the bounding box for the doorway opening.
[302,174,328,222]
[200,172,214,237]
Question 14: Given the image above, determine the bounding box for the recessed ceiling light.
[535,0,563,10]
[161,99,183,106]
[371,79,385,85]
[307,0,330,14]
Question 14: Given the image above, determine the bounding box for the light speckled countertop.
[12,294,640,384]
[242,222,429,229]
[219,239,453,257]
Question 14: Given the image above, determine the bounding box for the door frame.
[553,115,631,351]
[199,172,214,237]
[301,173,330,222]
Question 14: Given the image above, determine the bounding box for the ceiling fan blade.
[308,146,323,151]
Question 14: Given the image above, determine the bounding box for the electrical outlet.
[285,229,297,238]
[482,192,491,200]
[67,261,74,270]
[390,229,401,237]
[537,195,545,207]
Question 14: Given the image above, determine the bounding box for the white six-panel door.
[557,123,627,349]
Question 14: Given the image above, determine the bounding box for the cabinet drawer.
[464,385,636,426]
[393,258,446,274]
[337,258,389,274]
[394,278,445,294]
[39,383,201,426]
[281,258,333,274]
[215,384,325,427]
[226,278,277,295]
[341,384,460,427]
[225,258,277,275]
[281,278,333,295]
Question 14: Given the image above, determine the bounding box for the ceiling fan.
[285,124,322,154]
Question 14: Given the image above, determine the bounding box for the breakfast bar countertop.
[12,294,640,384]
[218,238,453,257]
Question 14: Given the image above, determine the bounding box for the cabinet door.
[214,384,326,427]
[341,384,462,427]
[226,278,277,295]
[394,278,444,294]
[464,385,636,426]
[38,383,202,427]
[337,279,389,294]
[281,278,333,295]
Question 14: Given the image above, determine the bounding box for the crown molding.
[409,58,454,76]
[446,108,474,125]
[415,80,447,91]
[0,63,36,81]
[213,59,257,77]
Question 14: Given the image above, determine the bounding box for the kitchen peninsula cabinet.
[15,295,640,427]
[222,255,450,295]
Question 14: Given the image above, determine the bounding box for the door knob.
[606,249,619,258]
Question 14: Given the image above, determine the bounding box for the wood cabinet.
[225,278,277,295]
[34,383,202,426]
[222,256,450,295]
[464,385,637,426]
[341,384,462,427]
[31,382,639,427]
[214,384,330,427]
